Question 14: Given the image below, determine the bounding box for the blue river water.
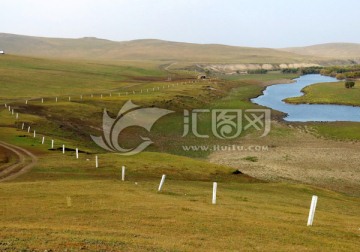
[251,74,360,122]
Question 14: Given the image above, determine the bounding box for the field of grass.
[311,122,360,140]
[1,179,359,251]
[0,54,166,102]
[1,54,360,251]
[1,55,279,159]
[284,81,360,106]
[0,125,359,251]
[3,110,359,250]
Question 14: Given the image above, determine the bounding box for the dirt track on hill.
[209,122,360,196]
[0,141,37,182]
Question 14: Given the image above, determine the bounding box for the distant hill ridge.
[0,33,359,64]
[0,33,315,63]
[281,43,360,60]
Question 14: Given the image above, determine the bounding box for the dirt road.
[0,141,37,182]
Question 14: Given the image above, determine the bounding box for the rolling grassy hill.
[0,54,168,102]
[282,43,360,60]
[0,33,319,63]
[1,52,360,250]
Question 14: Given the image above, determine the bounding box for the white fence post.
[62,144,65,154]
[33,130,36,138]
[16,113,18,119]
[212,182,217,204]
[41,98,44,103]
[51,139,54,149]
[42,136,45,144]
[95,155,98,168]
[55,97,58,102]
[27,126,30,133]
[21,123,24,130]
[122,166,125,181]
[75,148,79,159]
[158,174,166,191]
[307,195,318,226]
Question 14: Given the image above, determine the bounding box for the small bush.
[336,73,345,80]
[248,69,268,74]
[345,81,355,88]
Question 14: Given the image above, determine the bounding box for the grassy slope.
[0,33,318,63]
[0,54,166,102]
[1,180,359,251]
[0,55,266,158]
[0,127,359,251]
[1,56,360,250]
[285,81,360,106]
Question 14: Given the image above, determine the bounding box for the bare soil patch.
[209,122,360,195]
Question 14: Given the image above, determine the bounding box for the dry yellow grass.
[1,180,360,251]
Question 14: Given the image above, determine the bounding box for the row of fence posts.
[3,91,318,225]
[9,80,205,106]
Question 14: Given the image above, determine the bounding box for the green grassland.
[1,55,360,251]
[0,54,168,103]
[311,122,360,140]
[284,81,360,106]
[1,55,278,158]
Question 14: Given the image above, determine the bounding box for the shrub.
[336,73,345,80]
[248,69,268,74]
[345,81,355,88]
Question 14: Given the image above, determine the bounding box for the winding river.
[251,74,360,122]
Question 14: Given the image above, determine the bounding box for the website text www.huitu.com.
[182,144,269,152]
